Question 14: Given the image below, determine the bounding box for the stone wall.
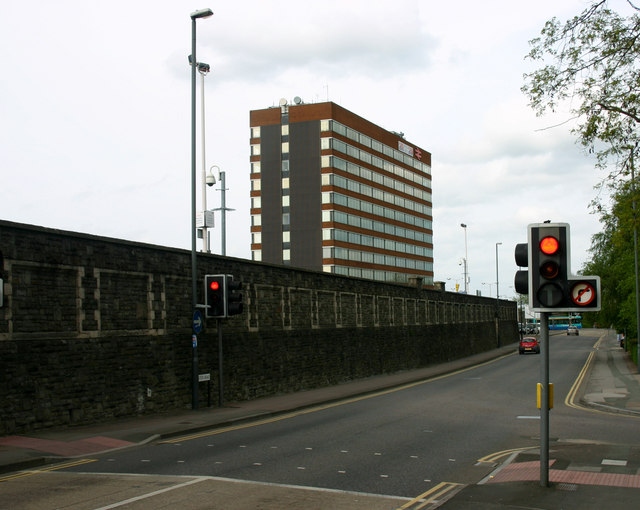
[0,220,518,433]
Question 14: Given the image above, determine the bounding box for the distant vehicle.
[549,315,582,330]
[519,337,540,355]
[567,326,579,336]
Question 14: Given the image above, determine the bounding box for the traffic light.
[515,223,601,312]
[530,224,569,310]
[226,276,243,316]
[205,274,226,318]
[514,242,528,295]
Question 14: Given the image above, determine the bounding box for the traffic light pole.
[218,318,224,407]
[540,312,550,487]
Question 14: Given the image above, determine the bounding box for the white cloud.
[0,0,610,300]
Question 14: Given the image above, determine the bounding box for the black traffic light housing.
[205,274,226,318]
[530,224,570,310]
[514,242,529,295]
[204,274,244,318]
[514,223,601,313]
[226,276,243,316]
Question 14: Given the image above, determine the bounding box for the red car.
[519,337,540,355]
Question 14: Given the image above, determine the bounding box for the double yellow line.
[396,481,463,510]
[0,458,97,483]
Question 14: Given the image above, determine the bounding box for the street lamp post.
[496,241,502,347]
[190,7,213,411]
[198,61,211,253]
[460,223,468,293]
[495,242,502,300]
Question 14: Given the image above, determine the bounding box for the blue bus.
[548,314,582,330]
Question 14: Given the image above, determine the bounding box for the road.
[2,330,639,509]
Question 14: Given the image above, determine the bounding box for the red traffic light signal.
[516,223,601,312]
[539,236,559,255]
[531,225,568,309]
[205,274,226,318]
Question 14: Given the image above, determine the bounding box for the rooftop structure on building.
[250,99,433,286]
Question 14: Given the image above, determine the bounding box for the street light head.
[460,223,467,228]
[197,62,211,74]
[190,8,213,20]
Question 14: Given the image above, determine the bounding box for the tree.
[522,0,640,193]
[524,1,640,346]
[582,183,638,337]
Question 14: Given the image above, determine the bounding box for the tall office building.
[250,100,433,286]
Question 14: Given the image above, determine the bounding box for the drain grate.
[557,483,578,492]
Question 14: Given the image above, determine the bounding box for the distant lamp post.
[190,7,213,411]
[198,61,212,253]
[495,242,502,300]
[496,241,502,347]
[460,223,468,293]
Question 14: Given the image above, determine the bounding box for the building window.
[251,144,261,156]
[283,249,291,261]
[251,126,260,138]
[251,162,261,174]
[283,213,290,225]
[252,250,262,261]
[251,214,261,227]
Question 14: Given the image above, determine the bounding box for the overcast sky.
[1,0,630,300]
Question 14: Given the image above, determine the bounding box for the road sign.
[192,310,203,334]
[570,282,596,306]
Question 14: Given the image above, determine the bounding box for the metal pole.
[631,149,640,373]
[540,312,550,487]
[461,223,469,293]
[190,17,199,411]
[200,68,208,253]
[495,242,501,300]
[495,242,502,347]
[218,318,224,406]
[220,170,227,256]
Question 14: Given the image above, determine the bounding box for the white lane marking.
[91,476,207,510]
[76,471,411,504]
[602,459,627,466]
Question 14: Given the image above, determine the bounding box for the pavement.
[1,328,640,510]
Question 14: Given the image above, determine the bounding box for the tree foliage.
[522,0,640,192]
[582,183,639,335]
[523,1,640,336]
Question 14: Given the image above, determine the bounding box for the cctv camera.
[206,173,216,187]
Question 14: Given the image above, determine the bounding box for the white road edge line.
[76,471,412,505]
[90,476,208,510]
[478,451,521,485]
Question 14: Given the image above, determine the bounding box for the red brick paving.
[488,459,640,489]
[0,435,133,456]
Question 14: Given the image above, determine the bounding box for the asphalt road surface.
[3,330,638,510]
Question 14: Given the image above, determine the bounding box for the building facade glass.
[250,101,433,286]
